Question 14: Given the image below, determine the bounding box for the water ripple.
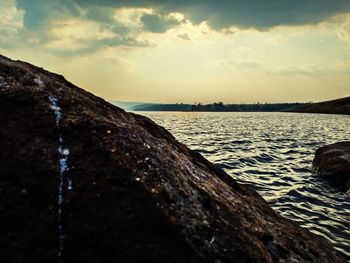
[141,111,350,257]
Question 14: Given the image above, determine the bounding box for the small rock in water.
[313,141,350,192]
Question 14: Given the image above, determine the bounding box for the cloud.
[216,60,350,76]
[177,33,192,41]
[70,1,350,30]
[0,0,24,35]
[5,1,154,55]
[4,0,350,56]
[157,0,350,30]
[273,65,313,75]
[85,6,116,24]
[16,0,81,29]
[45,37,151,57]
[273,64,350,75]
[141,14,181,33]
[218,59,262,69]
[335,15,350,46]
[44,18,152,56]
[16,0,350,31]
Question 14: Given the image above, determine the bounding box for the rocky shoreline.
[0,55,347,262]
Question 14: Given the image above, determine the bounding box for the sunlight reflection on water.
[141,111,350,257]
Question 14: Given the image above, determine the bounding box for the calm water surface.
[140,111,350,257]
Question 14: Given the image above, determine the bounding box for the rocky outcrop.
[288,97,350,115]
[313,142,350,192]
[0,54,347,263]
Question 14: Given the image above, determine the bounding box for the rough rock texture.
[313,142,350,192]
[0,55,347,263]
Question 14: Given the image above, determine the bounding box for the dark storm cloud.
[16,0,350,31]
[86,6,116,24]
[141,14,181,33]
[156,0,350,29]
[16,0,81,29]
[10,0,350,56]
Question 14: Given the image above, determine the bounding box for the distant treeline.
[190,102,308,112]
[133,103,192,111]
[133,102,308,112]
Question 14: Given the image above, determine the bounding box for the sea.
[140,111,350,257]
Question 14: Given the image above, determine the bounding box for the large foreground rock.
[0,55,347,263]
[313,142,350,192]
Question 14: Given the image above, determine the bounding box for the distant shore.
[112,97,350,115]
[112,101,307,112]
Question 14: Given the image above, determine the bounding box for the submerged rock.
[0,54,347,263]
[313,142,350,192]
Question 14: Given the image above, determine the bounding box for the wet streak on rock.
[48,95,71,262]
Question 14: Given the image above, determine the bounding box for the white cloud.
[273,64,350,75]
[42,16,151,55]
[45,19,114,51]
[216,59,262,69]
[0,0,24,43]
[113,7,151,29]
[335,15,350,46]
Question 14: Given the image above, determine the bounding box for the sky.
[1,0,350,103]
